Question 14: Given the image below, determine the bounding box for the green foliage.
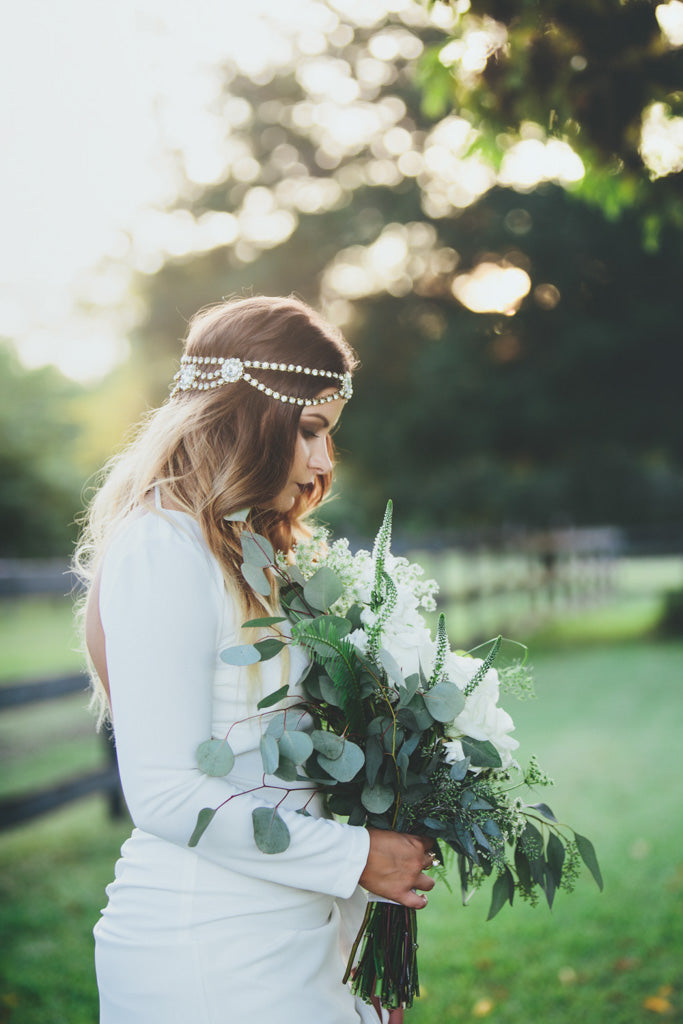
[252,806,290,854]
[656,586,683,637]
[195,738,235,776]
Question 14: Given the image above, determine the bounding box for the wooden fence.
[0,527,623,831]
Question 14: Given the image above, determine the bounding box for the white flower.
[443,653,519,770]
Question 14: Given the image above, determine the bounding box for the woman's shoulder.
[102,507,224,596]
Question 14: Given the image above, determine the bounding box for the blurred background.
[1,1,682,1021]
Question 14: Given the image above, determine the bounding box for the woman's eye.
[301,428,320,440]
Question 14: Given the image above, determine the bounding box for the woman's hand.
[359,828,436,909]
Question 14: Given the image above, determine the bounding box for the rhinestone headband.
[170,356,353,407]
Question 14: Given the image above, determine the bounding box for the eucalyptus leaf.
[303,567,345,611]
[449,758,471,781]
[378,648,404,687]
[241,532,275,568]
[278,730,314,765]
[273,757,299,782]
[361,781,395,813]
[252,806,290,854]
[224,508,250,522]
[575,832,604,891]
[318,674,344,708]
[487,867,514,921]
[265,711,287,739]
[287,565,306,586]
[318,739,365,782]
[364,735,384,787]
[243,615,287,628]
[514,845,532,891]
[461,736,502,768]
[189,807,217,847]
[528,802,558,822]
[423,681,466,722]
[398,673,420,707]
[257,684,290,710]
[401,693,434,731]
[254,638,286,662]
[241,562,271,596]
[259,734,280,775]
[547,831,565,887]
[220,643,262,666]
[196,738,235,777]
[311,730,345,760]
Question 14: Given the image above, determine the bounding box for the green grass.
[1,566,681,1022]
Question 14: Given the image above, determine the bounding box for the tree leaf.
[378,648,404,687]
[189,807,217,847]
[241,562,271,596]
[224,508,250,522]
[487,870,512,920]
[547,831,565,887]
[528,802,558,822]
[220,643,262,666]
[365,734,384,787]
[278,730,314,765]
[423,681,466,722]
[265,711,287,739]
[254,638,286,662]
[461,736,502,768]
[575,832,604,891]
[257,684,290,710]
[318,674,345,708]
[241,532,275,568]
[361,781,395,813]
[252,806,290,854]
[303,567,345,611]
[273,757,299,781]
[318,739,365,782]
[311,730,345,760]
[449,758,471,781]
[259,734,280,774]
[514,845,532,891]
[196,738,234,776]
[243,615,287,627]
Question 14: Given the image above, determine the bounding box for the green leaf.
[318,739,365,782]
[575,832,604,891]
[252,806,290,854]
[303,567,345,611]
[423,681,466,722]
[487,871,511,920]
[224,508,250,522]
[398,673,420,707]
[254,638,286,662]
[528,802,558,822]
[461,736,502,768]
[365,734,384,787]
[265,711,287,739]
[241,562,271,596]
[401,693,434,731]
[318,674,345,708]
[547,832,565,887]
[243,615,287,627]
[449,758,471,781]
[257,684,290,710]
[378,648,404,687]
[311,730,345,760]
[220,643,262,666]
[241,532,275,568]
[273,757,298,781]
[189,807,217,847]
[287,565,306,586]
[259,734,280,774]
[278,730,314,765]
[514,845,532,891]
[196,738,235,777]
[361,781,395,813]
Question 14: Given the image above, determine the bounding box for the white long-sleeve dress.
[94,502,379,1023]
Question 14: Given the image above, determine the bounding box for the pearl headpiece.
[170,356,353,407]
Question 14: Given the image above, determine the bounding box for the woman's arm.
[99,512,370,899]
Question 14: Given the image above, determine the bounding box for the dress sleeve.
[99,512,369,899]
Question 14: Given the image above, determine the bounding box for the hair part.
[73,295,357,726]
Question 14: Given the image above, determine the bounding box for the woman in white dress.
[75,296,435,1024]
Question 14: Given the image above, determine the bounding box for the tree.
[118,0,682,533]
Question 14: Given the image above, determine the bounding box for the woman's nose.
[309,439,332,473]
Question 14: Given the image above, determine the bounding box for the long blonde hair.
[73,295,357,725]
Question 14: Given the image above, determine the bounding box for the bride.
[74,295,435,1023]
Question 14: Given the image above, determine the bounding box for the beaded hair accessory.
[170,355,353,407]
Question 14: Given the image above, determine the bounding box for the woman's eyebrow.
[302,413,330,428]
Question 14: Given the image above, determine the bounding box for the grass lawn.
[0,566,681,1022]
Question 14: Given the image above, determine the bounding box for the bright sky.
[0,0,321,380]
[2,0,681,382]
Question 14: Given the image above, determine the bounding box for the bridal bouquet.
[190,502,602,1010]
